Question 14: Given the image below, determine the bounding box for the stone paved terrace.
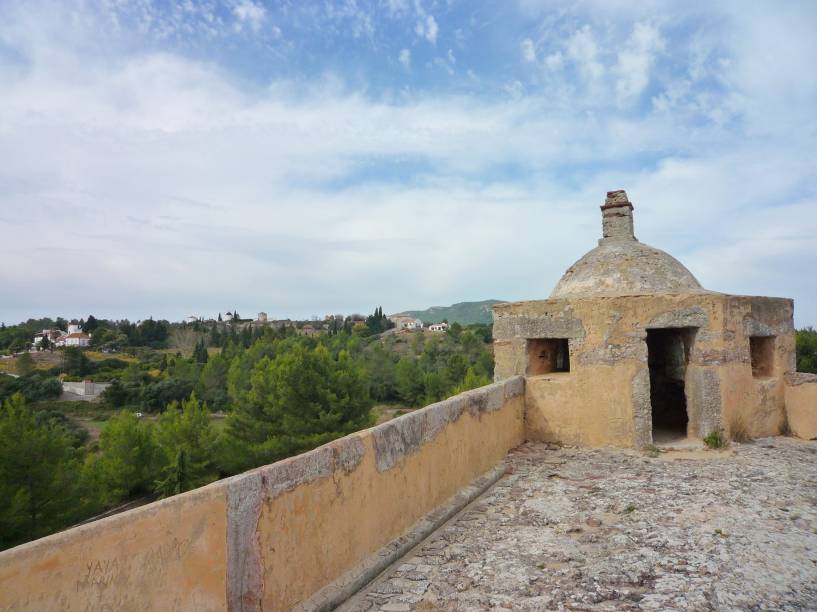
[342,438,817,611]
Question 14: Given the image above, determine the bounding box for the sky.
[0,0,816,326]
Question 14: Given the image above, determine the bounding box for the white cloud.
[521,38,536,63]
[427,15,438,44]
[503,80,525,100]
[447,48,456,64]
[615,22,664,105]
[0,1,816,326]
[415,14,438,44]
[383,0,411,17]
[566,25,603,82]
[232,0,266,33]
[544,51,563,71]
[399,48,411,69]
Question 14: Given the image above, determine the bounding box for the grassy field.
[73,418,109,441]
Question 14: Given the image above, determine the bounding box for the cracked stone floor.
[340,437,817,611]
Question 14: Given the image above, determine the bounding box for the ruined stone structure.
[0,191,815,611]
[495,190,811,447]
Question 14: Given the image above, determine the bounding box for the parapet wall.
[0,377,525,611]
[785,372,817,440]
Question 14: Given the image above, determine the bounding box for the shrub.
[728,414,753,443]
[703,430,728,449]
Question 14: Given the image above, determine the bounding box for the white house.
[388,315,424,330]
[52,324,92,348]
[428,322,449,332]
[56,332,92,347]
[32,329,61,348]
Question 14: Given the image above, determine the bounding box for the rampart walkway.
[344,438,817,611]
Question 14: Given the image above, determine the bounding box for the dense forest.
[0,311,493,550]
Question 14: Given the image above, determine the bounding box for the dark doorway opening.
[647,328,694,441]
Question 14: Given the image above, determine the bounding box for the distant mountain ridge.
[397,300,504,325]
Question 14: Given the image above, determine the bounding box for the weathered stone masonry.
[494,190,813,448]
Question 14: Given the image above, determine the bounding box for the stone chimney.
[600,190,636,242]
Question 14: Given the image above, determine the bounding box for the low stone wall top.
[0,376,526,612]
[785,371,817,386]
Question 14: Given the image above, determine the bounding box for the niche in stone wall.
[750,336,775,378]
[526,338,570,375]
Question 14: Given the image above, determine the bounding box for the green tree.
[445,353,468,386]
[452,366,492,395]
[0,394,82,548]
[447,321,463,341]
[365,343,398,402]
[101,379,139,408]
[95,412,158,502]
[422,371,447,404]
[155,449,192,497]
[15,352,34,376]
[219,345,373,474]
[197,353,230,410]
[153,393,218,496]
[364,306,394,335]
[63,346,89,377]
[796,327,817,373]
[141,378,194,413]
[192,338,209,364]
[395,356,424,405]
[0,375,62,404]
[84,315,99,333]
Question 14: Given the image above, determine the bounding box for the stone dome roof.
[550,191,706,299]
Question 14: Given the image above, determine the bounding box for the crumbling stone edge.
[372,376,524,472]
[785,372,817,386]
[224,377,523,609]
[226,436,367,611]
[293,464,507,612]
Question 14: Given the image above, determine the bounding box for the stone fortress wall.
[494,293,798,447]
[785,372,817,439]
[0,377,526,611]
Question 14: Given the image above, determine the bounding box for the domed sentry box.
[492,190,797,448]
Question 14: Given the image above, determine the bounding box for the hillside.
[398,300,504,325]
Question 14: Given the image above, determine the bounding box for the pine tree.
[192,338,209,364]
[155,449,191,497]
[153,393,218,496]
[0,394,83,546]
[219,345,373,474]
[95,412,158,502]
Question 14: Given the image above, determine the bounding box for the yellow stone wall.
[0,377,525,611]
[785,373,817,440]
[256,385,525,610]
[494,293,794,447]
[0,482,228,611]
